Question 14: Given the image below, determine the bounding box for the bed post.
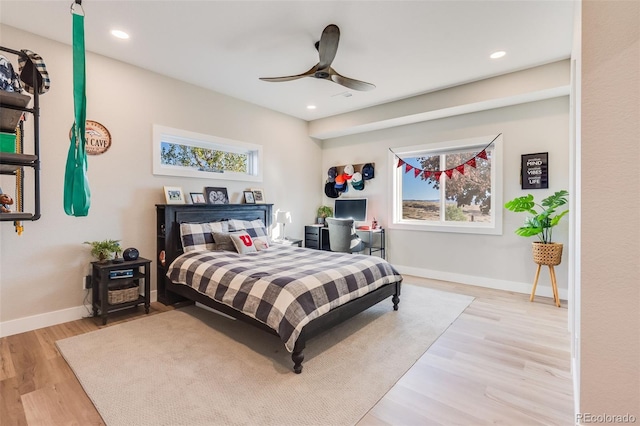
[392,280,402,311]
[292,337,306,374]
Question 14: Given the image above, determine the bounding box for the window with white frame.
[390,134,502,235]
[152,125,262,182]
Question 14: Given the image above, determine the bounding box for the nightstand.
[90,257,151,325]
[273,238,303,247]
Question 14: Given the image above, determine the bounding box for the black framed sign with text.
[521,152,548,189]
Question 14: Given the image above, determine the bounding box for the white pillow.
[229,231,257,254]
[254,239,270,251]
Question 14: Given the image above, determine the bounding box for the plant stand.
[531,264,561,307]
[530,242,563,307]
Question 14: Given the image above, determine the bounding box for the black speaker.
[123,247,139,261]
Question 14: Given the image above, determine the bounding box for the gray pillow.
[212,231,236,252]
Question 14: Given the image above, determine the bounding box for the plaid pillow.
[180,221,228,252]
[228,219,270,245]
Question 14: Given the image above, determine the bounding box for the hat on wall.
[327,167,337,183]
[343,164,354,179]
[324,181,339,198]
[334,173,348,193]
[18,50,50,95]
[351,172,365,190]
[362,163,375,180]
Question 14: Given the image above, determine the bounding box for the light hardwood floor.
[1,277,573,425]
[360,277,574,426]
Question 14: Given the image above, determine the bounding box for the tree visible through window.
[160,142,248,174]
[392,135,502,234]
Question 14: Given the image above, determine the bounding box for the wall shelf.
[0,46,41,222]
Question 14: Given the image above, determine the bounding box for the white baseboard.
[1,271,563,339]
[395,265,568,301]
[0,290,158,338]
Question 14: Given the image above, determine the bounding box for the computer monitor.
[334,198,368,221]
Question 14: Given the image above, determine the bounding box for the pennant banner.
[392,134,500,180]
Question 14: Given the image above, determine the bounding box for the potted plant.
[504,190,569,266]
[84,239,122,263]
[316,205,333,225]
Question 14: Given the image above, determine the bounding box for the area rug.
[56,283,473,426]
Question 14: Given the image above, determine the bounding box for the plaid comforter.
[167,246,402,352]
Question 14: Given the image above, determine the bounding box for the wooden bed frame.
[155,203,402,373]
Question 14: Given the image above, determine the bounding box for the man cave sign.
[69,120,112,155]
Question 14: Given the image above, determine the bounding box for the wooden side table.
[91,257,151,325]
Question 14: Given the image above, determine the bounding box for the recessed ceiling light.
[307,105,317,110]
[490,50,506,59]
[111,30,130,40]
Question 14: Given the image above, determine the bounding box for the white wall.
[322,94,570,298]
[580,0,639,417]
[0,25,572,338]
[0,25,320,334]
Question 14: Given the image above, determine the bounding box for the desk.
[304,225,386,259]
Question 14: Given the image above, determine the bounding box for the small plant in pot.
[504,190,569,266]
[84,239,122,263]
[316,205,333,225]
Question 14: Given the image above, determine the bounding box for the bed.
[156,203,402,373]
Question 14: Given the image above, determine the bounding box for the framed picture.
[163,186,185,204]
[251,188,265,204]
[243,191,256,204]
[190,192,206,204]
[205,187,229,204]
[521,152,549,189]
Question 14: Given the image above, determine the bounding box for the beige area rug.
[57,283,473,426]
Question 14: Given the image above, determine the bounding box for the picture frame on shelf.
[243,191,256,204]
[251,188,265,204]
[190,192,206,204]
[205,187,229,204]
[163,186,185,204]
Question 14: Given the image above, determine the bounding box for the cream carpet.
[57,283,473,426]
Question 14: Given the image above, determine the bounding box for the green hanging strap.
[64,11,90,216]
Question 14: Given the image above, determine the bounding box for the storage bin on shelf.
[108,282,139,304]
[0,132,16,153]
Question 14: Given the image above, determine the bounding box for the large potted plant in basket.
[504,190,569,266]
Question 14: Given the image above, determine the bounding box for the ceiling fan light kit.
[260,24,375,92]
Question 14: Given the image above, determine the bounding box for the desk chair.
[326,218,366,253]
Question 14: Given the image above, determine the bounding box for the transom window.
[153,125,262,182]
[391,135,502,234]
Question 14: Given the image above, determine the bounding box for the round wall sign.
[68,120,112,155]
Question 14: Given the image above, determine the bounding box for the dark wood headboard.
[155,203,273,304]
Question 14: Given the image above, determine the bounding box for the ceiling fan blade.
[329,68,376,91]
[317,24,340,70]
[259,64,317,82]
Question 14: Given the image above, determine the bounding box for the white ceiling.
[0,0,576,121]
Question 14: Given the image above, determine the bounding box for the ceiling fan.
[259,24,376,92]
